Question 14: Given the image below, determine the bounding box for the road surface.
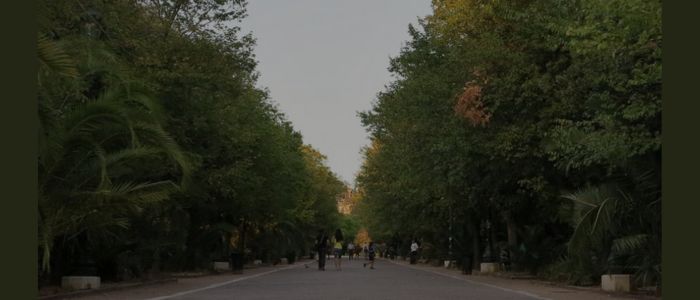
[146,258,543,300]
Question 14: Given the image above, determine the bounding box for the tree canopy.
[356,0,661,287]
[38,0,347,284]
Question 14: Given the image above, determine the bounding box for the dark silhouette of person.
[363,241,377,269]
[315,230,329,271]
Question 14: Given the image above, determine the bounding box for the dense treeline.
[38,0,345,284]
[356,0,661,287]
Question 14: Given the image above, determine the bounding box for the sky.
[239,0,432,184]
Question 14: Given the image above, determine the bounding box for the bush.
[540,258,599,286]
[285,250,296,264]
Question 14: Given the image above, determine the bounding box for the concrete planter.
[213,261,229,271]
[601,274,631,292]
[480,262,500,274]
[61,276,100,290]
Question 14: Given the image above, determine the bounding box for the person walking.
[410,239,419,264]
[315,230,329,271]
[363,241,376,269]
[333,229,344,270]
[347,242,355,260]
[500,248,511,271]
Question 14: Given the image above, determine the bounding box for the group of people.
[312,231,425,271]
[314,229,376,270]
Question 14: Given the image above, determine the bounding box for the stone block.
[61,276,100,290]
[480,262,500,274]
[601,274,631,293]
[213,261,229,271]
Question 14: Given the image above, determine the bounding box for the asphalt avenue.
[147,257,542,300]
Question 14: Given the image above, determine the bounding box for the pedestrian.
[363,245,368,260]
[410,239,419,264]
[347,242,355,260]
[363,241,376,269]
[315,230,329,271]
[500,248,511,271]
[333,229,344,270]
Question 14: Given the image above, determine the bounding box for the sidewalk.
[41,260,309,300]
[384,258,660,300]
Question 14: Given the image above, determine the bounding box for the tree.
[38,35,190,277]
[356,0,660,284]
[38,0,347,282]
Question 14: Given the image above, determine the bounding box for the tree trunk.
[470,219,481,270]
[148,247,161,279]
[504,210,518,265]
[239,220,247,260]
[487,211,496,262]
[506,216,517,247]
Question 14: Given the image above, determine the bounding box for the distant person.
[347,242,355,260]
[333,229,344,270]
[363,241,376,269]
[315,230,329,271]
[363,245,368,260]
[410,239,419,264]
[500,248,511,271]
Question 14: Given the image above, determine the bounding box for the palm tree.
[563,172,661,287]
[37,35,191,276]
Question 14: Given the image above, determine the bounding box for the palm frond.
[64,101,133,140]
[563,185,618,254]
[91,180,177,199]
[132,123,193,185]
[37,34,78,78]
[98,86,167,123]
[103,147,165,166]
[611,234,649,255]
[92,142,111,190]
[38,102,66,170]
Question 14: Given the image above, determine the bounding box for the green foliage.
[38,0,346,283]
[338,214,361,242]
[38,57,191,274]
[37,34,78,79]
[357,0,660,286]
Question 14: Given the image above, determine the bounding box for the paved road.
[148,258,543,300]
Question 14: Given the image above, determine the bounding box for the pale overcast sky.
[240,0,432,184]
